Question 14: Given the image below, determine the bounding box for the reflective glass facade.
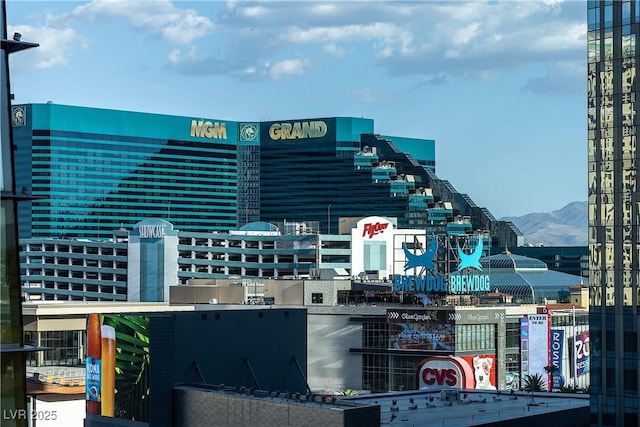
[588,1,640,425]
[1,2,37,425]
[14,106,520,249]
[258,117,520,248]
[13,104,238,239]
[258,117,403,233]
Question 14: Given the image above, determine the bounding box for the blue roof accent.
[238,221,279,232]
[479,250,586,304]
[481,252,548,271]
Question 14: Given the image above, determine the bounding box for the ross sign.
[550,329,564,371]
[550,329,564,390]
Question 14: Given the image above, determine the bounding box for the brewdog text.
[393,273,490,294]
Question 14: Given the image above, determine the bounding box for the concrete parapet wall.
[173,387,379,427]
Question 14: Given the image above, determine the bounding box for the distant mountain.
[501,201,588,247]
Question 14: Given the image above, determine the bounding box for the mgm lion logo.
[12,107,26,126]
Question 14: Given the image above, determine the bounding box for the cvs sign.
[417,357,475,390]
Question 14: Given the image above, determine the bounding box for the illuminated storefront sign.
[86,314,150,421]
[393,236,490,294]
[138,224,166,239]
[393,275,447,293]
[417,357,475,390]
[550,329,564,390]
[268,120,327,140]
[388,309,455,351]
[526,314,550,385]
[190,120,228,139]
[403,235,437,271]
[362,221,389,239]
[575,331,590,376]
[389,308,506,389]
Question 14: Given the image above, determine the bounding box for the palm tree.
[522,373,547,406]
[522,373,547,392]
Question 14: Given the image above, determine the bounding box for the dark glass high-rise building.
[258,117,521,248]
[588,1,640,425]
[13,103,239,239]
[258,117,406,233]
[14,107,521,249]
[1,2,38,425]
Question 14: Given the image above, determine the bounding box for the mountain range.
[501,201,588,247]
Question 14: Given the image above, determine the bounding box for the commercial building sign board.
[392,235,490,295]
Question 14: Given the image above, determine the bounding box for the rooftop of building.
[345,388,590,427]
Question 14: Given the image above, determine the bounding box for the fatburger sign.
[357,216,392,240]
[417,357,475,390]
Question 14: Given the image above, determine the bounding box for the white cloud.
[168,49,180,64]
[452,22,481,46]
[164,0,585,91]
[310,4,339,16]
[168,46,197,64]
[286,23,398,44]
[323,43,345,58]
[530,22,585,52]
[268,58,310,80]
[240,6,269,18]
[68,0,214,44]
[7,24,83,69]
[348,88,394,104]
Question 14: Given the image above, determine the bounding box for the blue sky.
[7,0,587,219]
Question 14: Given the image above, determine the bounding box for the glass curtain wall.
[588,1,640,426]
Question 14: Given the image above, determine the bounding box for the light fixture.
[12,32,21,41]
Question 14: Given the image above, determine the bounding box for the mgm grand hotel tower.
[588,1,640,426]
